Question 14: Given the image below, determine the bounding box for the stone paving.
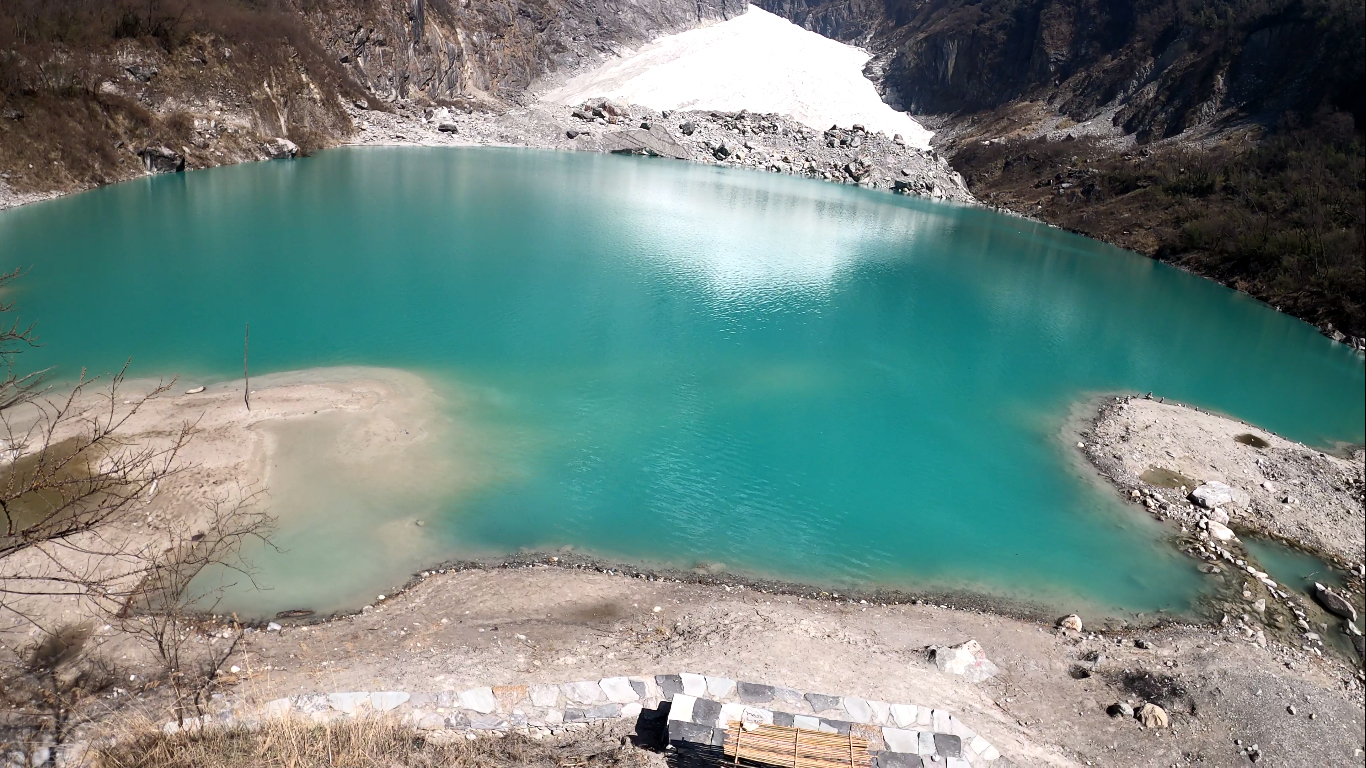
[190,673,1006,766]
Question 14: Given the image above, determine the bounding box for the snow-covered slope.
[542,8,933,149]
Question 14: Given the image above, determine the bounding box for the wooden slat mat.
[722,723,872,768]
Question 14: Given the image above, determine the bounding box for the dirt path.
[196,564,1363,767]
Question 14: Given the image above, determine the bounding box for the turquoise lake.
[3,147,1362,617]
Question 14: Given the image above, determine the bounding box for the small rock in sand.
[1135,702,1169,728]
[1057,614,1083,632]
[185,386,206,394]
[1107,701,1134,718]
[930,639,999,682]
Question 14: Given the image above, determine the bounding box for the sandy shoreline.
[4,369,1364,766]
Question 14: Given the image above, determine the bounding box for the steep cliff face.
[754,0,1366,341]
[756,0,1364,142]
[0,0,740,199]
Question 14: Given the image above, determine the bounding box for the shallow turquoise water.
[3,147,1362,616]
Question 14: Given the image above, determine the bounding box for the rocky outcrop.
[755,0,1364,142]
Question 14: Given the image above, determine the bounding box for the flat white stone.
[529,684,560,708]
[370,692,410,712]
[916,707,931,726]
[263,698,292,717]
[890,704,918,728]
[742,707,773,725]
[544,709,564,725]
[793,715,822,729]
[706,676,737,699]
[818,721,839,734]
[881,727,918,753]
[328,692,370,714]
[948,759,970,768]
[970,735,991,755]
[561,680,604,704]
[680,673,708,697]
[842,697,872,723]
[948,715,974,740]
[917,731,936,755]
[931,709,951,732]
[718,702,746,728]
[867,700,891,725]
[599,677,639,703]
[982,745,1001,760]
[458,687,497,714]
[621,702,643,719]
[668,694,696,722]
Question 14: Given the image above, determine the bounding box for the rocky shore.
[338,95,976,203]
[1080,394,1365,664]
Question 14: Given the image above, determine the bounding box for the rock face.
[754,0,1361,143]
[263,138,299,159]
[929,639,999,683]
[600,126,690,159]
[137,146,185,174]
[1135,702,1169,728]
[1313,583,1357,622]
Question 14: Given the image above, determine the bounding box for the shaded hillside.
[0,0,740,197]
[756,0,1366,340]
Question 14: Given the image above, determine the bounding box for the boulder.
[1206,520,1237,542]
[679,121,698,136]
[601,127,689,160]
[1135,702,1169,728]
[137,146,185,174]
[1189,482,1249,509]
[437,123,459,133]
[1312,583,1357,622]
[1057,614,1083,632]
[930,639,1000,682]
[262,137,298,159]
[1207,507,1230,525]
[1107,701,1134,718]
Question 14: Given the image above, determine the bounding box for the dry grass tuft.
[96,716,658,768]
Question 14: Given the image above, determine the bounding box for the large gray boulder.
[137,146,184,174]
[601,126,689,160]
[1312,582,1357,622]
[1189,481,1249,509]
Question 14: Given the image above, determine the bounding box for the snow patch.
[543,8,933,149]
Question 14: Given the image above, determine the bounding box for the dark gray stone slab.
[585,703,622,720]
[691,697,722,726]
[933,733,961,758]
[873,753,924,768]
[772,711,795,727]
[630,679,648,698]
[737,682,775,704]
[806,693,841,713]
[668,720,714,745]
[468,713,507,730]
[656,675,683,701]
[820,718,851,735]
[564,709,589,723]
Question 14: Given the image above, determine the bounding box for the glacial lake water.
[3,147,1362,618]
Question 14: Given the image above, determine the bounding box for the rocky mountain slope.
[0,0,741,203]
[757,0,1366,341]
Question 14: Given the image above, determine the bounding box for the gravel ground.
[343,97,975,203]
